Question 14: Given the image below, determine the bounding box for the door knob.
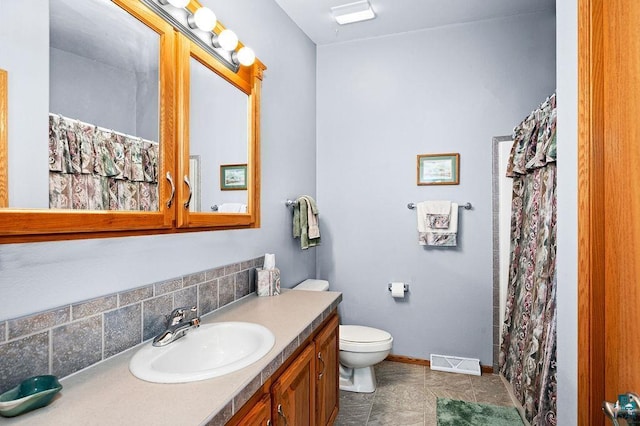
[603,393,640,425]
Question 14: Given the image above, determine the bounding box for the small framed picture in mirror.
[417,153,460,185]
[220,164,247,190]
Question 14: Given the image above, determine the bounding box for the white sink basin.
[129,322,275,383]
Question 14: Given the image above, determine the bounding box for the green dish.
[0,375,62,417]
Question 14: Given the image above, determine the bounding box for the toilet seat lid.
[340,325,391,343]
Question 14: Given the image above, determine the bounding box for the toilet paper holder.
[388,283,409,292]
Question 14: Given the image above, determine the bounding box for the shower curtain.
[48,114,159,211]
[499,94,557,425]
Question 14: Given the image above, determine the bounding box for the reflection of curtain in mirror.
[48,113,158,211]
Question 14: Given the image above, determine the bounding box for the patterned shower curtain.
[499,94,557,425]
[48,114,159,211]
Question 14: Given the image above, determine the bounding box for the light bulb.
[165,0,190,8]
[189,7,216,31]
[236,46,255,66]
[213,29,238,51]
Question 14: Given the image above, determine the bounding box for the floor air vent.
[430,354,481,376]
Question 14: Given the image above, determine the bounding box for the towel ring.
[407,202,472,210]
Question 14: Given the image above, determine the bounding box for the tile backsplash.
[0,256,263,393]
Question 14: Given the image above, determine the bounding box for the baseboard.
[385,354,494,374]
[480,365,494,374]
[385,354,430,366]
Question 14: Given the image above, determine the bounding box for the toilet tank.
[294,279,329,291]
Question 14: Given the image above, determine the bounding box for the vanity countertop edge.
[3,289,342,425]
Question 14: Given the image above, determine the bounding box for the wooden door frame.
[578,0,606,424]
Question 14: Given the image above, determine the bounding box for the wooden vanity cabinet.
[271,344,316,426]
[229,312,339,426]
[235,393,271,426]
[314,315,339,426]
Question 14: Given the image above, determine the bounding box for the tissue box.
[256,268,280,297]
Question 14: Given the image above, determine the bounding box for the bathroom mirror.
[49,0,161,211]
[189,55,248,213]
[0,0,264,240]
[0,0,176,238]
[176,36,262,229]
[3,0,161,210]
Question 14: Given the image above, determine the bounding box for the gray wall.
[135,69,160,142]
[50,47,138,137]
[556,0,578,423]
[0,0,318,321]
[316,11,556,365]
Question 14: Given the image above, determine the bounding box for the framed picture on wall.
[417,153,460,185]
[220,164,247,190]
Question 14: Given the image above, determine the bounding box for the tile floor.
[335,361,517,426]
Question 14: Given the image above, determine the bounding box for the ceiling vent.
[331,0,376,25]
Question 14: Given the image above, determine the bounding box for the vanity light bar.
[141,0,256,72]
[141,0,237,72]
[159,0,189,7]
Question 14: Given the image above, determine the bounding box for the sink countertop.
[4,289,342,426]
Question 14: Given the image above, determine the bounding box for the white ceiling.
[273,0,556,46]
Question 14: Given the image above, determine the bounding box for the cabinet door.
[0,0,177,242]
[315,315,339,426]
[236,393,271,426]
[175,36,263,230]
[271,344,316,426]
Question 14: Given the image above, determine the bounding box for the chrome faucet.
[152,306,200,347]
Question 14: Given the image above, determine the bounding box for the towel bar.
[285,199,299,207]
[407,202,472,210]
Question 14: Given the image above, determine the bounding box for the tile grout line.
[365,389,376,425]
[470,375,479,403]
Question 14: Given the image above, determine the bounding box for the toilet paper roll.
[391,282,405,298]
[264,253,276,270]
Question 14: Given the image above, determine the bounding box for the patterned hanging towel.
[422,200,452,228]
[416,202,458,246]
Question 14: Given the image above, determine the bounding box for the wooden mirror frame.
[0,0,265,243]
[0,68,7,209]
[175,7,265,229]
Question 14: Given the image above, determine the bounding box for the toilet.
[293,279,393,393]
